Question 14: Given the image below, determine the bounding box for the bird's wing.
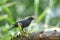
[19,19,31,27]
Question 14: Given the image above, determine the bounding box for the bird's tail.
[8,27,15,31]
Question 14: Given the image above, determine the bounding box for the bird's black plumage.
[9,16,34,30]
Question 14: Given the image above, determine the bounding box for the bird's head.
[28,16,34,21]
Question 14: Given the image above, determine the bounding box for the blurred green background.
[0,0,60,40]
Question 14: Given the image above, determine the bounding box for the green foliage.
[0,0,60,40]
[18,23,23,40]
[54,0,60,8]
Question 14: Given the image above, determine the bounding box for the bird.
[8,16,34,31]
